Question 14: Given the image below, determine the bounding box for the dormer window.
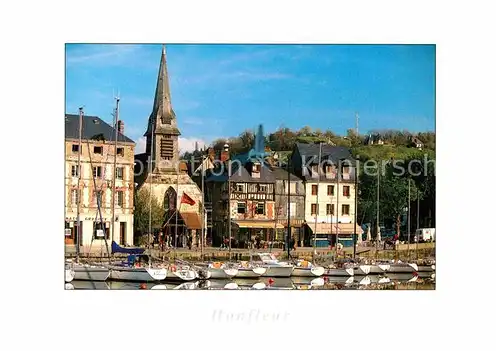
[252,163,261,173]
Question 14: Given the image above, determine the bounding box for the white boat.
[387,262,418,273]
[73,263,110,281]
[368,263,391,274]
[291,259,325,277]
[324,267,354,276]
[346,264,371,275]
[416,264,435,272]
[164,264,198,282]
[324,275,355,284]
[110,265,167,282]
[256,253,294,277]
[207,262,238,279]
[65,264,75,282]
[235,262,267,278]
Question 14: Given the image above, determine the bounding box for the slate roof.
[206,156,276,184]
[65,114,134,143]
[269,166,302,182]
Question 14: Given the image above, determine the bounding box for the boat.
[367,263,391,274]
[387,261,418,273]
[65,263,75,282]
[164,263,198,282]
[324,265,354,276]
[346,263,371,275]
[324,275,355,285]
[235,261,267,278]
[71,280,110,290]
[256,253,294,277]
[207,261,238,279]
[291,259,325,277]
[72,262,110,281]
[416,264,435,272]
[108,244,167,282]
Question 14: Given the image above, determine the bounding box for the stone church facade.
[134,46,204,246]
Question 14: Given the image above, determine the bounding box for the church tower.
[144,45,181,173]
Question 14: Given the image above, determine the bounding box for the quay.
[65,242,435,262]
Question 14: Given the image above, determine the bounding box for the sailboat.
[256,252,294,277]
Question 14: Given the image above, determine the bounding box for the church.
[134,46,204,247]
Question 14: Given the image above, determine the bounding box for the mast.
[201,152,205,259]
[287,157,291,260]
[75,107,83,262]
[407,177,411,259]
[227,159,232,257]
[335,158,340,261]
[110,97,120,245]
[353,161,358,259]
[148,113,154,253]
[312,143,322,264]
[174,170,179,258]
[376,159,380,255]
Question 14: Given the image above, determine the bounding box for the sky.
[65,44,435,153]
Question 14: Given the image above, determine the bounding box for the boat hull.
[110,266,167,282]
[324,268,354,276]
[208,267,238,279]
[164,269,197,282]
[262,265,294,277]
[416,264,435,272]
[291,266,325,277]
[387,263,418,273]
[73,266,110,281]
[65,268,75,282]
[368,264,390,274]
[236,267,267,278]
[352,265,371,275]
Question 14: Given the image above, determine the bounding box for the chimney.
[117,120,125,134]
[220,143,229,162]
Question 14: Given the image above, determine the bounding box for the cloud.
[182,117,204,126]
[66,44,143,66]
[179,137,206,153]
[135,136,147,153]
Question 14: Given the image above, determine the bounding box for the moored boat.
[163,264,198,282]
[256,253,294,277]
[207,262,238,279]
[387,262,418,273]
[65,264,75,283]
[291,259,325,277]
[368,263,391,274]
[416,264,435,272]
[73,263,110,281]
[324,266,355,277]
[235,262,267,278]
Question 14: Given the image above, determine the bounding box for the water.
[65,273,435,290]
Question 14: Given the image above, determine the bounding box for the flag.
[180,192,196,206]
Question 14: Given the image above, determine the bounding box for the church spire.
[145,44,177,136]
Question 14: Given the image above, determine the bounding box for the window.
[117,147,124,157]
[311,203,317,215]
[286,182,297,194]
[252,163,261,173]
[93,166,102,178]
[342,166,350,180]
[94,146,103,154]
[71,165,80,177]
[256,203,265,215]
[116,167,124,180]
[117,191,124,207]
[311,184,318,195]
[236,183,244,192]
[72,144,80,153]
[258,184,267,192]
[343,186,350,197]
[286,203,296,217]
[327,204,334,215]
[237,203,246,214]
[160,137,174,160]
[327,185,334,195]
[71,189,79,205]
[342,204,350,215]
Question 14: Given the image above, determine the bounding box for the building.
[270,166,306,247]
[290,143,363,247]
[134,45,204,247]
[206,127,281,248]
[65,113,135,250]
[364,133,385,145]
[409,136,424,149]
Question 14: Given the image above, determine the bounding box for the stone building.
[134,45,203,247]
[290,143,363,247]
[65,113,135,251]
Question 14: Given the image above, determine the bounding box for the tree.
[133,187,165,240]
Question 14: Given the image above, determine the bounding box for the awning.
[336,223,364,235]
[179,212,202,230]
[232,220,284,229]
[305,222,363,235]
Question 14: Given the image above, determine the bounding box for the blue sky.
[65,44,435,152]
